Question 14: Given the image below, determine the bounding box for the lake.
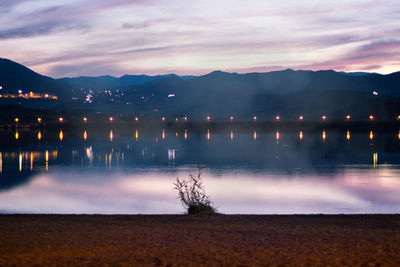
[1,126,399,214]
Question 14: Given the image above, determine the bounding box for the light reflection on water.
[0,128,400,214]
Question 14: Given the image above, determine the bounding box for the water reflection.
[1,128,400,214]
[0,169,399,214]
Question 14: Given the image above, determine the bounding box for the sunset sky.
[1,0,400,78]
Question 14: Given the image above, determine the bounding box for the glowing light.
[373,152,378,168]
[83,117,87,123]
[162,129,165,139]
[18,90,22,94]
[83,130,87,141]
[168,94,175,98]
[135,129,139,141]
[369,131,374,140]
[14,131,19,140]
[59,130,63,141]
[299,116,304,121]
[398,131,400,140]
[230,116,234,121]
[253,131,257,140]
[109,130,113,141]
[37,117,42,123]
[184,129,188,140]
[276,131,280,143]
[299,130,303,141]
[322,130,326,141]
[109,117,114,122]
[175,118,178,122]
[206,116,211,121]
[207,129,211,140]
[369,115,374,120]
[176,132,178,137]
[253,116,257,121]
[275,116,280,121]
[135,117,139,122]
[373,91,378,96]
[14,117,19,123]
[30,152,33,171]
[162,117,166,121]
[346,130,350,141]
[45,150,49,171]
[346,115,351,120]
[230,130,234,140]
[184,117,188,121]
[37,131,42,140]
[0,152,2,173]
[322,115,326,120]
[19,153,22,172]
[59,117,63,123]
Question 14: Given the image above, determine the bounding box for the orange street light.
[59,117,63,123]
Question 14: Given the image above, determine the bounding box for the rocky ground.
[0,214,399,266]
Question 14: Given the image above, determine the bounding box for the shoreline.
[1,214,399,265]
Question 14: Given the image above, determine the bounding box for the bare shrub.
[173,172,216,214]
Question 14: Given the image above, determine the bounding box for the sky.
[1,0,400,78]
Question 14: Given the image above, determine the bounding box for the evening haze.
[1,0,400,78]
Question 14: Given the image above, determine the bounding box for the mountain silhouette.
[0,58,75,100]
[1,58,400,121]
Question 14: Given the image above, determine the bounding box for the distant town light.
[175,118,178,122]
[44,94,49,98]
[275,115,280,121]
[14,117,19,123]
[184,116,188,121]
[167,94,175,98]
[37,117,42,123]
[18,90,22,94]
[253,116,257,121]
[346,115,351,120]
[369,115,374,120]
[322,115,327,120]
[109,117,113,122]
[299,115,304,121]
[230,116,234,121]
[0,86,2,90]
[83,117,87,123]
[162,117,166,121]
[373,91,378,96]
[134,117,139,122]
[397,115,400,120]
[59,117,63,123]
[206,116,211,121]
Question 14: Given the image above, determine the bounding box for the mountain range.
[1,57,400,121]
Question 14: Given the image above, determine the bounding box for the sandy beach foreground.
[0,214,399,266]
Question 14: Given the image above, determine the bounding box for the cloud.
[1,0,399,77]
[0,21,85,39]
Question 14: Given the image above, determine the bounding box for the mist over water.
[0,127,400,214]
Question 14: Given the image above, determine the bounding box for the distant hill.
[1,58,400,121]
[58,74,195,90]
[120,69,400,120]
[0,58,75,100]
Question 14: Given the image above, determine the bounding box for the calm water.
[0,127,400,214]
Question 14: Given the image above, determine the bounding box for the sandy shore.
[0,214,399,266]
